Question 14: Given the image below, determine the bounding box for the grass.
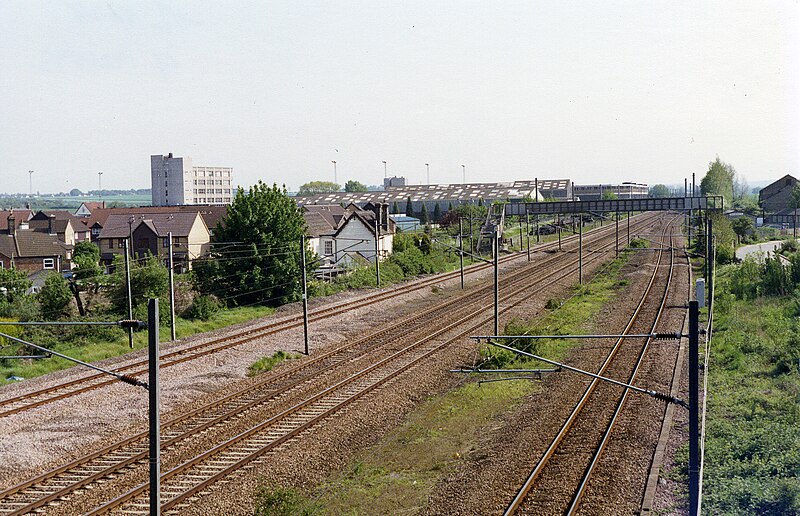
[247,350,302,377]
[0,304,275,384]
[252,242,639,513]
[665,263,800,514]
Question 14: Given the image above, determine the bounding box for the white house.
[303,203,395,267]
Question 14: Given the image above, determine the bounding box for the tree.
[298,181,340,195]
[731,217,755,245]
[72,241,102,281]
[649,184,670,197]
[109,253,169,315]
[601,190,618,200]
[405,197,414,218]
[700,156,736,206]
[391,201,399,214]
[194,182,313,307]
[433,203,442,223]
[0,268,32,303]
[39,272,73,319]
[69,188,83,196]
[790,184,800,210]
[419,203,429,225]
[344,180,368,193]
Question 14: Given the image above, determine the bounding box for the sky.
[1,1,798,194]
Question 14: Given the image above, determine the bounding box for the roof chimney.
[7,213,15,236]
[48,214,56,234]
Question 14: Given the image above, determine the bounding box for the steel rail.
[0,214,655,419]
[83,223,641,515]
[566,232,678,513]
[504,215,679,514]
[0,216,656,514]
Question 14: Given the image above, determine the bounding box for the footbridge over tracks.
[504,196,724,216]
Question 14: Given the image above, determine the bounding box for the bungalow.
[97,212,210,270]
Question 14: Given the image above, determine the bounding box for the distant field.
[3,194,152,209]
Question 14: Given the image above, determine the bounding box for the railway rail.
[504,214,685,514]
[0,215,660,515]
[0,214,649,419]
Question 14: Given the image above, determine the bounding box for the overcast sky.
[1,1,797,194]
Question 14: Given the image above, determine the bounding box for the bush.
[182,295,221,321]
[254,486,320,515]
[39,273,73,320]
[716,244,736,265]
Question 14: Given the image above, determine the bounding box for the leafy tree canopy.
[298,181,340,195]
[601,190,618,200]
[649,184,670,197]
[194,182,314,307]
[39,272,73,319]
[73,241,102,281]
[344,180,368,193]
[700,156,736,206]
[0,267,32,302]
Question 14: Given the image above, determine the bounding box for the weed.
[247,350,302,377]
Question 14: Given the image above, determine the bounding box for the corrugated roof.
[295,179,565,205]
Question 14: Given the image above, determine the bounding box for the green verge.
[247,350,302,377]
[681,264,800,514]
[253,241,642,514]
[0,305,274,384]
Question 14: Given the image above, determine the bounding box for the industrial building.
[151,153,234,206]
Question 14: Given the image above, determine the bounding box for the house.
[0,210,32,232]
[0,213,72,274]
[27,211,91,246]
[74,201,106,217]
[76,205,227,242]
[97,212,211,270]
[303,203,395,267]
[759,175,798,213]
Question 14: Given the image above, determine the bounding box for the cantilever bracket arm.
[478,338,688,408]
[0,331,148,390]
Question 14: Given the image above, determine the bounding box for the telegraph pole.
[167,232,176,341]
[124,240,134,348]
[374,220,381,287]
[459,219,465,289]
[689,300,700,516]
[615,211,620,258]
[579,214,583,285]
[300,235,310,355]
[493,228,499,336]
[148,299,161,515]
[525,211,531,261]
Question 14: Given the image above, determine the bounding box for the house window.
[118,239,126,248]
[324,240,333,255]
[42,258,55,269]
[0,260,4,269]
[108,240,114,249]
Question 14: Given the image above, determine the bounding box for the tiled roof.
[84,205,227,232]
[0,210,33,232]
[99,212,204,239]
[0,231,70,259]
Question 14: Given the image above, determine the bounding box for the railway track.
[0,215,659,515]
[504,214,685,514]
[0,214,648,419]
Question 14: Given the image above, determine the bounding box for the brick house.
[0,213,72,274]
[97,212,211,270]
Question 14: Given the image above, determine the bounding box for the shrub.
[716,244,736,265]
[254,486,320,515]
[182,295,221,321]
[729,257,761,300]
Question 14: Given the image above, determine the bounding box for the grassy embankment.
[667,260,800,514]
[0,305,275,384]
[252,240,645,514]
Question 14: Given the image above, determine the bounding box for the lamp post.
[331,160,337,186]
[28,170,33,197]
[382,160,387,178]
[425,163,430,185]
[461,164,466,184]
[98,171,103,199]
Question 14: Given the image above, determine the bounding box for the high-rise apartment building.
[151,153,234,206]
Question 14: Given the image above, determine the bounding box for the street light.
[425,163,430,185]
[98,171,103,199]
[461,164,466,184]
[331,160,337,185]
[382,160,387,178]
[28,170,33,197]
